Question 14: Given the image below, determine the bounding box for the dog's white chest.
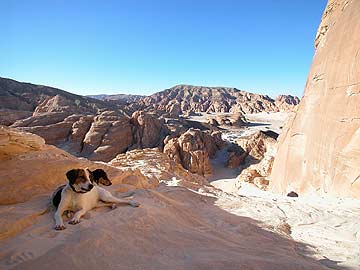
[68,188,99,211]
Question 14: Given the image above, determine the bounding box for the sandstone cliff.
[270,0,360,198]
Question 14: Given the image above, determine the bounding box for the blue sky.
[1,0,326,97]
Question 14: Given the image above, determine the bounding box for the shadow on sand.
[0,186,352,270]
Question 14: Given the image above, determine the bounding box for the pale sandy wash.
[211,181,360,270]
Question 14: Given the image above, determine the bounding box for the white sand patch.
[210,181,360,270]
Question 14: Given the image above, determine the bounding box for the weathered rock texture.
[275,95,300,112]
[271,0,360,198]
[0,77,115,125]
[87,93,145,104]
[110,148,208,189]
[140,85,299,115]
[10,110,169,162]
[0,125,154,205]
[0,109,32,126]
[164,129,224,176]
[234,131,278,191]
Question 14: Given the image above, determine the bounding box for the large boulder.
[236,130,278,162]
[130,110,169,149]
[164,129,224,176]
[270,0,360,198]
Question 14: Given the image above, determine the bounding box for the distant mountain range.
[139,84,300,115]
[87,94,145,104]
[0,77,300,126]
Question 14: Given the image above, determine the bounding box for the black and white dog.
[52,168,139,230]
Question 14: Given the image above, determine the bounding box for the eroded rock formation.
[164,129,224,176]
[230,131,277,190]
[270,0,360,198]
[10,110,169,162]
[140,85,299,115]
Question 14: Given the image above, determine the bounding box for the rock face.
[270,0,360,198]
[140,85,299,115]
[164,129,224,176]
[11,110,169,162]
[130,111,169,149]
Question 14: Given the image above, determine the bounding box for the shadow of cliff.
[0,186,352,270]
[156,186,351,270]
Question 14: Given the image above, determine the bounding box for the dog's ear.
[93,169,112,186]
[66,169,79,184]
[93,169,107,179]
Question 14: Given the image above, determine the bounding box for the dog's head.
[66,168,94,193]
[87,169,112,186]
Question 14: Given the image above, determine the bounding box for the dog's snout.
[88,184,94,190]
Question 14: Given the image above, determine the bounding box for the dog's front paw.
[68,219,80,225]
[55,225,66,230]
[129,201,140,207]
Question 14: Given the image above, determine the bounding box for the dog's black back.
[52,185,66,208]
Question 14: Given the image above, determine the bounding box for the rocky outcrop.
[236,130,278,162]
[110,148,208,189]
[81,111,134,161]
[130,111,169,149]
[207,113,247,127]
[270,0,360,198]
[164,129,224,176]
[0,125,154,205]
[140,85,299,115]
[231,131,277,190]
[11,110,169,162]
[0,109,32,126]
[0,77,117,124]
[226,130,279,184]
[274,95,300,112]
